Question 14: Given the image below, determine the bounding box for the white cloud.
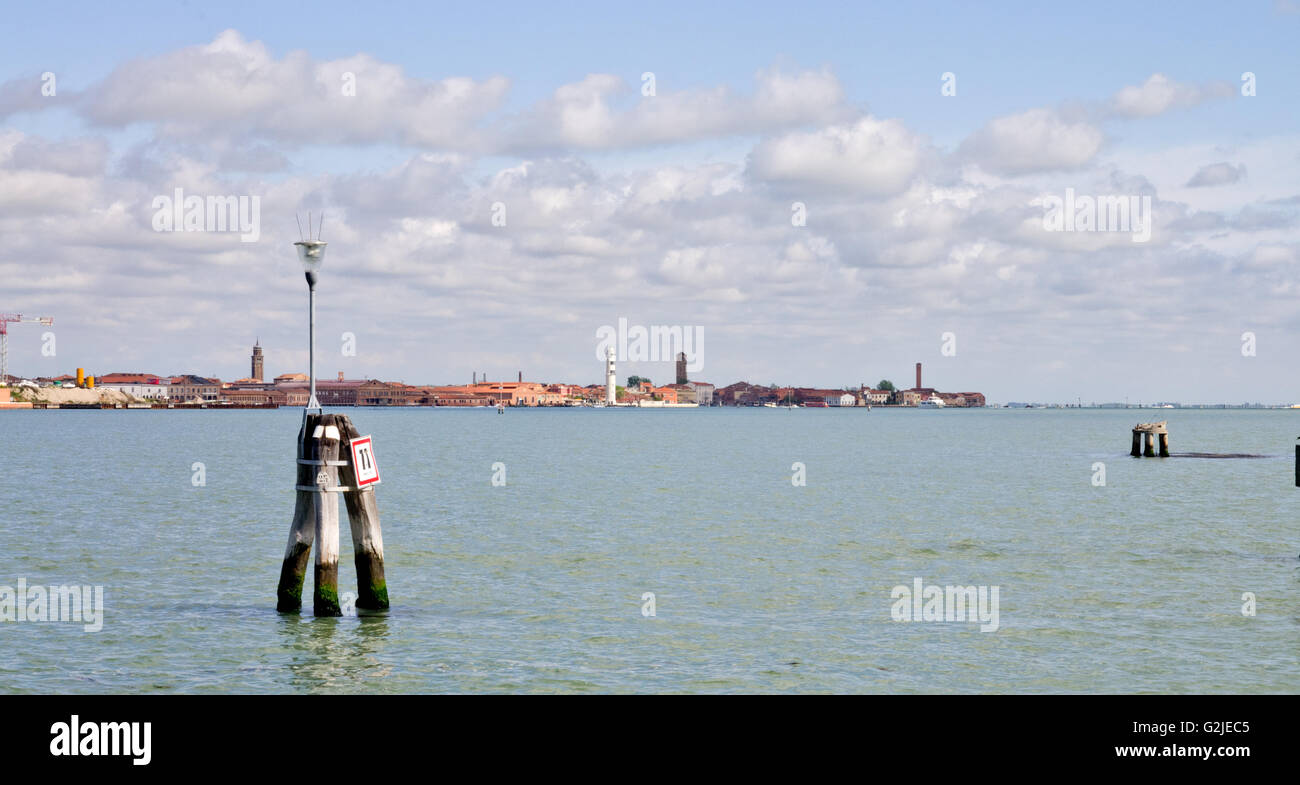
[1186,161,1247,187]
[46,31,849,155]
[501,66,848,151]
[747,116,928,195]
[79,30,511,149]
[3,134,109,176]
[958,108,1103,175]
[1109,73,1234,118]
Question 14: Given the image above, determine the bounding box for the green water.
[1,407,1296,693]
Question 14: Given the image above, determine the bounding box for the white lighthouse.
[605,346,616,405]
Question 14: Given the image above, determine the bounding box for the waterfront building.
[648,386,679,404]
[169,375,221,402]
[222,388,287,405]
[315,379,365,406]
[861,387,890,405]
[96,373,170,399]
[274,384,310,406]
[463,381,563,406]
[902,388,937,406]
[687,381,715,405]
[716,381,774,405]
[416,386,495,406]
[665,383,695,404]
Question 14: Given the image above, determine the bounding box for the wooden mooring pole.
[276,413,321,612]
[311,415,343,615]
[338,417,389,611]
[276,412,388,615]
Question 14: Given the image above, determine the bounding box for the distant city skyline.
[3,2,1298,403]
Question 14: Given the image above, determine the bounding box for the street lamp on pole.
[295,238,327,414]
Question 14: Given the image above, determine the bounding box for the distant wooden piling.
[277,412,388,615]
[1131,421,1168,458]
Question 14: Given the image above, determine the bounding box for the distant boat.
[918,394,946,409]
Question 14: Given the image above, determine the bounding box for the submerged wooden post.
[1143,431,1155,457]
[1158,432,1170,458]
[338,416,389,611]
[1130,430,1142,457]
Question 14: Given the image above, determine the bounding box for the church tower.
[251,340,264,381]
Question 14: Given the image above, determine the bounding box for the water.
[1,407,1297,693]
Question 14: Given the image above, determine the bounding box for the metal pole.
[307,272,320,412]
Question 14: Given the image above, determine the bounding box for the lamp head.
[295,240,327,273]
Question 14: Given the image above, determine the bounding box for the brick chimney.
[915,362,922,390]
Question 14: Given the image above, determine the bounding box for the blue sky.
[6,1,1294,140]
[2,2,1299,401]
[7,0,1296,170]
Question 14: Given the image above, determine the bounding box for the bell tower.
[251,340,264,381]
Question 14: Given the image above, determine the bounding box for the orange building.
[649,386,678,403]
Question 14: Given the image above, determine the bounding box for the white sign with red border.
[350,435,381,487]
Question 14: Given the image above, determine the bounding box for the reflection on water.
[275,613,394,692]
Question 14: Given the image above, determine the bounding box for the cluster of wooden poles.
[1130,421,1169,458]
[276,412,388,616]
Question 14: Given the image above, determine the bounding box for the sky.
[2,1,1298,403]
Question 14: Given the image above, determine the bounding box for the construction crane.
[0,313,54,385]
